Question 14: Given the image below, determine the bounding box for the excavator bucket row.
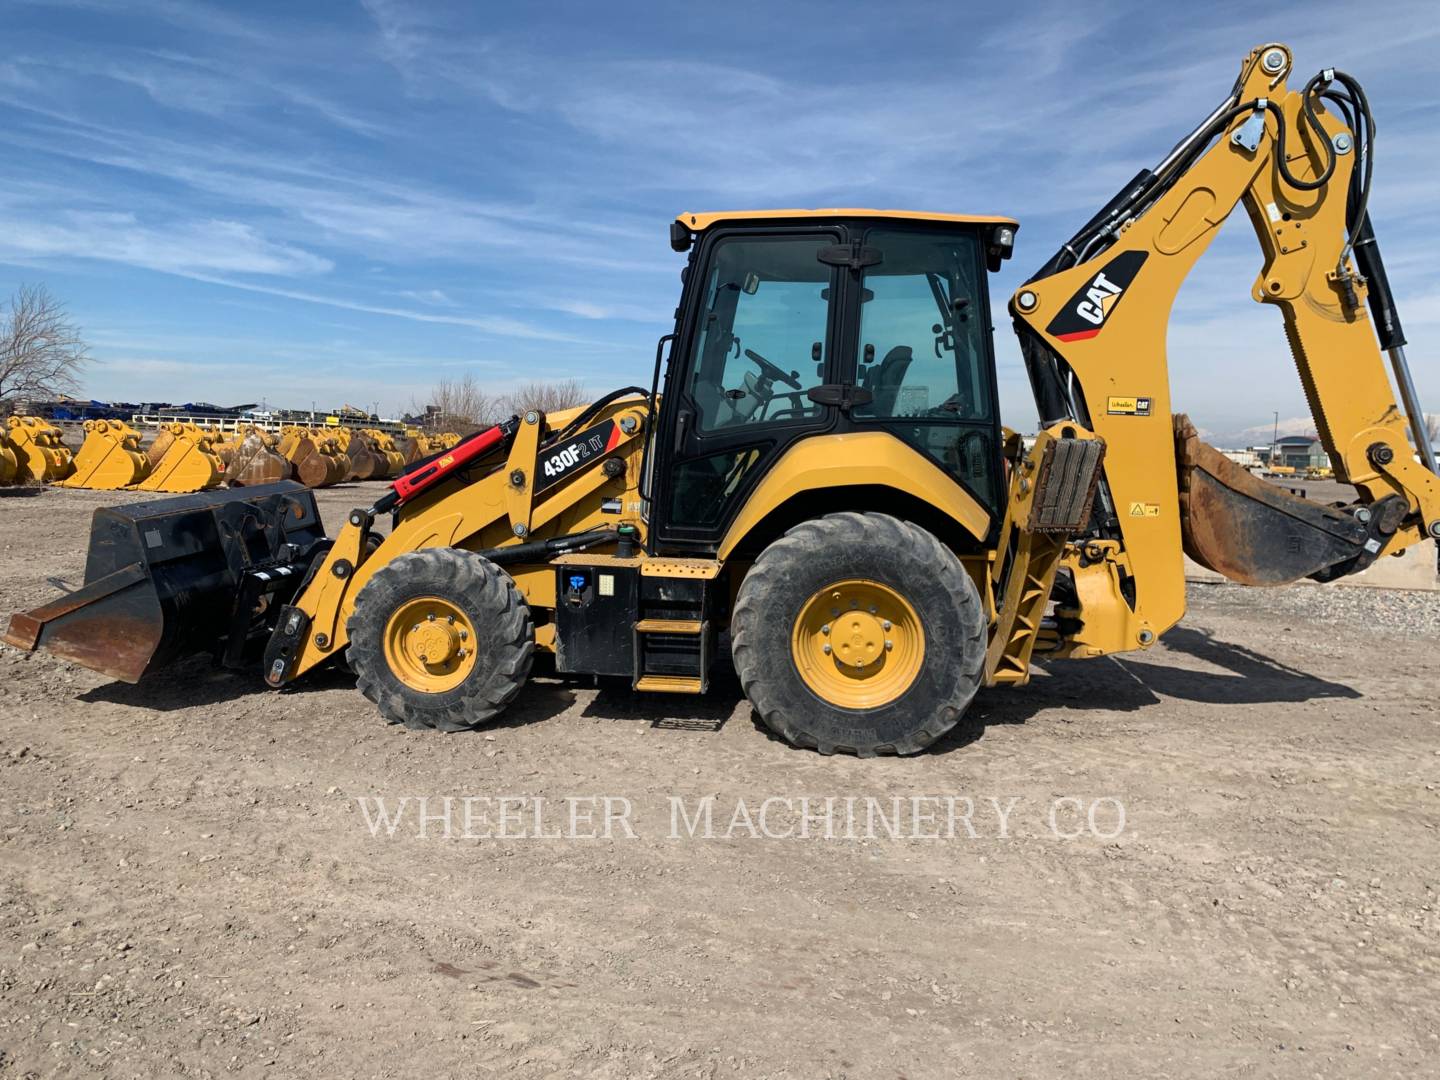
[277,426,348,487]
[336,428,397,481]
[58,420,150,490]
[359,429,405,479]
[6,416,74,484]
[400,430,462,465]
[220,427,293,487]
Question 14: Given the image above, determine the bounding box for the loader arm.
[265,395,651,686]
[1009,42,1440,657]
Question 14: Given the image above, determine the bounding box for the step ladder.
[632,558,720,694]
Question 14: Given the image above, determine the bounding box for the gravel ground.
[1,483,1438,1079]
[1188,578,1440,636]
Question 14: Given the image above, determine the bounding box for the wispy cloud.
[1,0,1438,423]
[0,210,332,276]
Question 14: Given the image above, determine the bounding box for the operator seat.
[862,346,913,416]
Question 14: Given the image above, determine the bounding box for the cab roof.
[675,208,1018,232]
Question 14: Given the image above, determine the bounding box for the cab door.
[652,227,846,551]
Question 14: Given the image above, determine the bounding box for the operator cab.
[651,209,1017,551]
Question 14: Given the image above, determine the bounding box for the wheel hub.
[382,597,477,693]
[791,580,923,709]
[832,609,883,668]
[406,619,461,666]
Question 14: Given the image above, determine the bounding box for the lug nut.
[459,629,468,640]
[885,640,893,650]
[427,613,436,622]
[821,624,830,635]
[822,644,832,655]
[447,614,455,624]
[882,620,892,631]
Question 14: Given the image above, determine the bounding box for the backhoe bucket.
[7,415,74,483]
[58,419,150,490]
[224,428,293,487]
[133,423,225,493]
[1175,414,1379,585]
[2,482,326,683]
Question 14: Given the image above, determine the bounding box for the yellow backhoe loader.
[7,44,1438,756]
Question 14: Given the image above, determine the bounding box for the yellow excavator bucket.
[133,422,224,493]
[0,427,19,484]
[401,429,431,465]
[360,428,405,479]
[279,426,347,488]
[57,419,150,489]
[224,426,293,487]
[7,415,75,483]
[341,428,387,481]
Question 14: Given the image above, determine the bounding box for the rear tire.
[347,548,534,733]
[731,512,985,756]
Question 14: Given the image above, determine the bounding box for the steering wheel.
[743,348,803,390]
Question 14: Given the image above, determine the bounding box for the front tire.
[731,512,985,756]
[347,548,534,732]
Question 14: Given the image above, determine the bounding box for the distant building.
[1271,434,1331,471]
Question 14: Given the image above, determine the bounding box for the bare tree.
[418,372,499,434]
[502,378,588,417]
[0,284,90,404]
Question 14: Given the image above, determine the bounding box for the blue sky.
[1,0,1437,442]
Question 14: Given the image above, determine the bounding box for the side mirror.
[742,272,760,295]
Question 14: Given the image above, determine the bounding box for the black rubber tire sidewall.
[731,512,984,756]
[347,548,533,732]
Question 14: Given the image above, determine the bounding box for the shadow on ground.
[76,621,1359,753]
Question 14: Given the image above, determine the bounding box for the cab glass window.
[686,236,832,434]
[852,227,998,506]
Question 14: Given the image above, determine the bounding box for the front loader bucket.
[58,420,150,490]
[3,482,326,683]
[1175,414,1383,585]
[225,429,293,487]
[133,423,224,493]
[7,415,74,483]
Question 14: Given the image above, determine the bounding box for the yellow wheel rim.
[382,596,478,693]
[791,579,924,709]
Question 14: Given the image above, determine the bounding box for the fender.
[716,431,993,561]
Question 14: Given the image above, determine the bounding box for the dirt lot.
[2,483,1438,1079]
